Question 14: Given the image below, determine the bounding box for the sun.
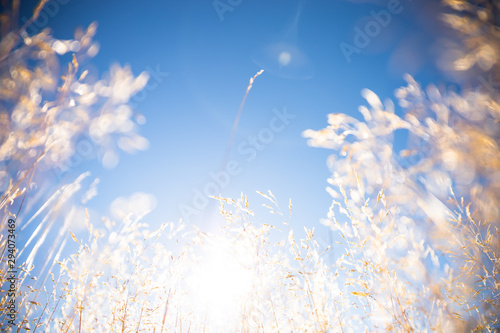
[186,239,256,328]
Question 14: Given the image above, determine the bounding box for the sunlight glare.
[187,242,255,327]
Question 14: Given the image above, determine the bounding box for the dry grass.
[1,0,499,332]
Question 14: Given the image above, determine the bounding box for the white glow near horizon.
[187,243,255,327]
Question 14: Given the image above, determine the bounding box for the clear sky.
[17,0,459,244]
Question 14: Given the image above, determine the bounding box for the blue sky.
[18,0,458,243]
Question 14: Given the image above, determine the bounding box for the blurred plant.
[0,0,149,330]
[0,0,149,203]
[442,0,499,68]
[302,2,500,330]
[439,0,500,87]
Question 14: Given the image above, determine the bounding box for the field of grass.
[1,0,499,332]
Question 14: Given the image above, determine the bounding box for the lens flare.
[252,0,314,79]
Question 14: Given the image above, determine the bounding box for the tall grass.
[1,0,499,332]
